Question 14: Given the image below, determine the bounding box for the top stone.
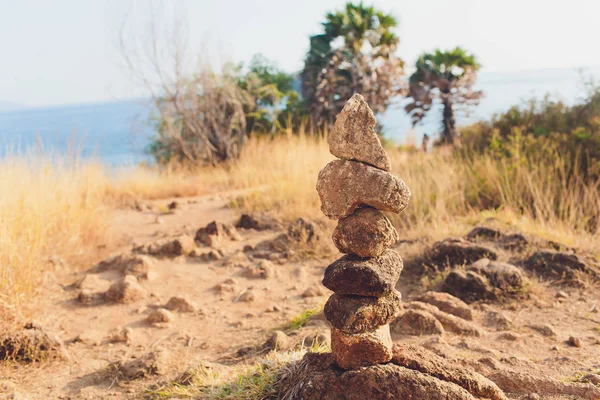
[329,94,391,172]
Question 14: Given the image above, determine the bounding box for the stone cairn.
[316,93,411,370]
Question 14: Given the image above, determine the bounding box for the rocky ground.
[1,190,600,399]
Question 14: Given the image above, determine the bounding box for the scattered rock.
[302,285,324,298]
[527,324,557,337]
[151,235,196,257]
[108,327,134,344]
[92,254,156,279]
[556,290,569,299]
[424,238,497,270]
[243,260,276,279]
[497,332,519,341]
[568,336,583,348]
[164,296,197,313]
[579,374,600,385]
[223,251,251,268]
[415,291,473,321]
[468,259,525,293]
[238,289,256,303]
[465,227,528,250]
[76,274,111,292]
[264,331,293,351]
[391,309,445,336]
[77,290,107,305]
[168,201,178,210]
[288,218,320,244]
[322,249,403,296]
[325,291,402,334]
[147,308,174,325]
[404,302,483,337]
[466,227,502,241]
[484,311,513,331]
[235,213,280,231]
[190,249,223,261]
[106,275,145,303]
[332,208,399,258]
[0,324,68,362]
[328,93,392,171]
[195,221,241,247]
[316,159,410,220]
[330,325,393,369]
[115,351,169,380]
[74,330,103,346]
[442,270,496,303]
[524,250,600,281]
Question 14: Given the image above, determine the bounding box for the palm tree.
[405,47,483,145]
[302,2,405,129]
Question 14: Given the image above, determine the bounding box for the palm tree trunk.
[442,97,457,145]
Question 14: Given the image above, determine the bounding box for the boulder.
[106,275,145,303]
[392,309,445,336]
[195,221,242,247]
[277,350,506,400]
[324,291,402,334]
[415,291,473,321]
[524,250,600,281]
[468,259,525,292]
[442,270,496,303]
[404,302,483,337]
[331,325,393,369]
[328,93,391,171]
[332,208,399,258]
[424,238,497,270]
[322,249,403,296]
[392,344,506,400]
[316,159,410,220]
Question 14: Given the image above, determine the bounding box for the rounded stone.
[331,324,393,370]
[322,249,403,297]
[325,290,402,334]
[316,159,410,220]
[333,208,399,257]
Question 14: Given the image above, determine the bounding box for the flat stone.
[328,93,391,171]
[325,290,402,334]
[331,325,393,369]
[415,291,473,321]
[316,160,410,220]
[332,208,399,257]
[322,249,403,296]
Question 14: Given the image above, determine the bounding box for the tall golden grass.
[1,135,599,319]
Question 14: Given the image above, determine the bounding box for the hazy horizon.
[2,0,600,108]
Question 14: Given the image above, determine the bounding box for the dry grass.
[2,133,599,319]
[0,157,109,320]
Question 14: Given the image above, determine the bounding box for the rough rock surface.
[330,325,393,369]
[392,309,445,336]
[442,270,497,303]
[488,370,600,400]
[424,238,498,269]
[332,207,399,257]
[195,221,242,247]
[392,344,506,400]
[524,250,600,281]
[403,302,483,337]
[277,347,507,400]
[328,93,392,171]
[316,159,410,220]
[106,275,145,303]
[469,258,525,292]
[324,291,402,334]
[322,249,403,296]
[415,291,473,321]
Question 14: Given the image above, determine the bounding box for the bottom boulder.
[277,344,506,400]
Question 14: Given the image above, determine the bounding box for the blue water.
[1,66,599,166]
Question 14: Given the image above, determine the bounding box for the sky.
[1,0,599,108]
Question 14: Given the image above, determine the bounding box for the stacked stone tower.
[316,94,411,370]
